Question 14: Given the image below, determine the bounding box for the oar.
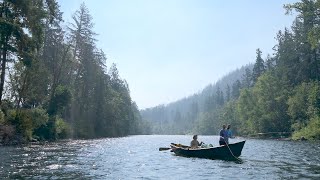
[159,147,171,151]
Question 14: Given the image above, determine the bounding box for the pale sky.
[57,0,297,109]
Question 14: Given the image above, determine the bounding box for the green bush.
[289,81,320,140]
[7,108,49,141]
[292,116,320,140]
[30,108,49,128]
[55,117,70,139]
[288,81,320,121]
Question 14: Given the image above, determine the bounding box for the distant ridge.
[141,63,253,134]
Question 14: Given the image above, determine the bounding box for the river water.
[0,135,319,179]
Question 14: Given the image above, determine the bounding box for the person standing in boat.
[225,124,233,144]
[219,125,228,146]
[190,135,203,149]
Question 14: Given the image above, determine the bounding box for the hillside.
[141,64,253,134]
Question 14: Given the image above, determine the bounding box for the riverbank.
[0,124,23,146]
[1,132,317,147]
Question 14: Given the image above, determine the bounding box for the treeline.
[141,65,252,134]
[0,0,150,144]
[235,0,320,140]
[142,0,320,140]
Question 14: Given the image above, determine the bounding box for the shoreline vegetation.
[142,0,320,141]
[1,0,320,146]
[0,133,309,147]
[0,1,151,146]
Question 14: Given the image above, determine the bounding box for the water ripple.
[0,135,319,179]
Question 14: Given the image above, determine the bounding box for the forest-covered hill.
[142,0,320,140]
[141,64,253,134]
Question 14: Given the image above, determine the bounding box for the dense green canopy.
[0,1,150,143]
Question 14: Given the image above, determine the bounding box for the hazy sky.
[57,0,297,109]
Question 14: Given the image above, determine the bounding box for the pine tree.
[226,85,231,102]
[252,48,265,84]
[242,68,252,88]
[231,80,241,99]
[0,0,55,103]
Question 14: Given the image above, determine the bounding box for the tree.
[0,0,56,104]
[237,88,257,135]
[252,72,291,133]
[216,87,224,106]
[288,81,320,132]
[226,85,231,102]
[274,28,300,85]
[67,3,100,138]
[284,0,320,49]
[252,48,265,84]
[265,54,275,71]
[220,101,240,134]
[231,80,241,99]
[242,68,252,88]
[288,81,320,140]
[284,1,320,82]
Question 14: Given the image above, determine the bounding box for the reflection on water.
[0,135,319,179]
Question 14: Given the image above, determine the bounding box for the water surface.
[0,135,319,179]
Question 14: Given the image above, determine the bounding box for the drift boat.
[170,141,245,160]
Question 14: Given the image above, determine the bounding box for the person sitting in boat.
[219,125,228,146]
[190,135,203,149]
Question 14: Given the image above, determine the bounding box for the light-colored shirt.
[190,139,200,149]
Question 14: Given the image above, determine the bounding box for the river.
[0,135,319,179]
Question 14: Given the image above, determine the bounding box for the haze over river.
[0,135,319,179]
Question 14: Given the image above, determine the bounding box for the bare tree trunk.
[0,36,7,104]
[16,69,29,108]
[0,2,7,105]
